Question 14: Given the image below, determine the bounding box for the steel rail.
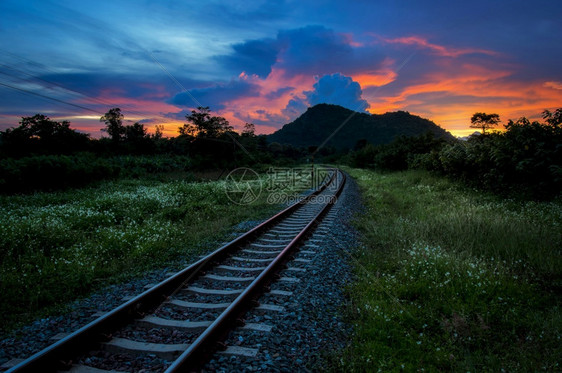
[7,171,337,373]
[166,170,346,372]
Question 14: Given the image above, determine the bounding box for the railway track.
[5,169,346,373]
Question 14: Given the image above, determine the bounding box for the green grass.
[336,168,561,372]
[0,167,318,336]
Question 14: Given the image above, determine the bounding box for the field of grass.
[337,168,561,371]
[0,168,317,336]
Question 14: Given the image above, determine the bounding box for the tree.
[353,138,368,151]
[178,106,233,138]
[542,108,562,127]
[0,114,90,156]
[470,112,500,134]
[124,122,147,141]
[100,108,125,142]
[153,124,165,139]
[241,122,256,137]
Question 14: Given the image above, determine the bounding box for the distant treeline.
[347,109,562,199]
[3,106,561,199]
[0,108,308,193]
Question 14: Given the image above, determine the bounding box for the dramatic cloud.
[217,39,280,78]
[1,1,562,137]
[277,73,369,124]
[217,25,386,79]
[282,98,309,120]
[169,75,261,110]
[275,26,355,76]
[305,73,370,112]
[264,86,294,100]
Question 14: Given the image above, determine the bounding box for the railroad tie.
[286,267,306,272]
[103,338,188,360]
[0,359,25,371]
[67,365,125,373]
[204,274,255,281]
[270,229,302,235]
[249,242,286,249]
[256,304,285,312]
[217,265,266,271]
[186,286,243,295]
[167,299,285,313]
[279,276,300,283]
[168,299,230,309]
[242,323,273,332]
[218,346,258,358]
[232,256,271,263]
[257,238,291,243]
[300,250,317,255]
[242,249,280,255]
[137,316,211,331]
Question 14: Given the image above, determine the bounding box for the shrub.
[0,154,192,193]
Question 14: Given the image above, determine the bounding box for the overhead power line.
[0,50,177,124]
[0,80,103,114]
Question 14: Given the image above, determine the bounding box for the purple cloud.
[217,25,386,79]
[169,78,260,110]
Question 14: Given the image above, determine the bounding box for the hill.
[267,104,453,149]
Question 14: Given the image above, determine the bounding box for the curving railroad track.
[5,169,346,373]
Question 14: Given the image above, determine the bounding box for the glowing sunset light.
[0,1,560,139]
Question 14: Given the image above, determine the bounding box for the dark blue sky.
[1,0,561,136]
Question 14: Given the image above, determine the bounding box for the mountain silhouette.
[268,104,453,149]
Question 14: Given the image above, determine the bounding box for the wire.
[0,80,103,114]
[0,62,142,120]
[0,56,170,124]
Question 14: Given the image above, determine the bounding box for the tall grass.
[337,168,561,371]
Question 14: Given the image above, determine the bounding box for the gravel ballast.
[204,173,362,372]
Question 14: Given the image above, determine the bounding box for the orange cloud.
[341,32,364,48]
[375,78,562,136]
[374,34,497,57]
[353,58,398,88]
[215,68,315,134]
[544,81,562,90]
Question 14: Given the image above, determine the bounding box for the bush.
[347,110,562,200]
[349,132,450,171]
[434,118,562,199]
[0,154,192,193]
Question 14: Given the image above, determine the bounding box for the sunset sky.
[1,0,561,138]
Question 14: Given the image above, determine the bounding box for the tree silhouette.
[470,112,500,134]
[178,106,233,138]
[124,122,147,141]
[153,124,165,139]
[242,122,256,137]
[0,114,89,156]
[542,108,562,127]
[100,108,125,142]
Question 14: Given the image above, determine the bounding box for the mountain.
[267,104,454,149]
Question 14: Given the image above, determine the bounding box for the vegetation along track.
[5,169,346,373]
